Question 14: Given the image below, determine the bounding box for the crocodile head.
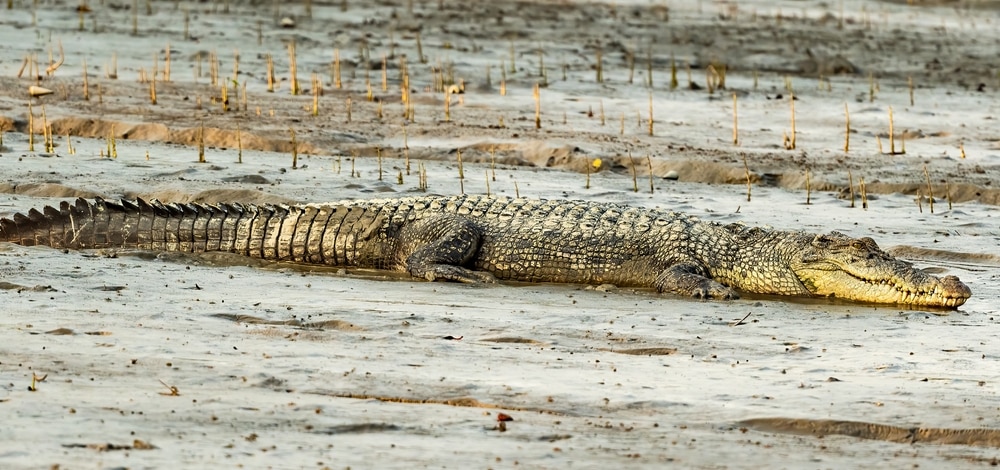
[788,232,971,308]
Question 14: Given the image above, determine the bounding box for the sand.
[1,0,999,468]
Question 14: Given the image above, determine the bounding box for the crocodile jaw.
[795,265,971,308]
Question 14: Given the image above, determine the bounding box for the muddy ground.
[1,0,999,468]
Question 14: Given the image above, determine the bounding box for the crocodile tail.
[1,197,131,248]
[0,198,390,266]
[0,197,256,252]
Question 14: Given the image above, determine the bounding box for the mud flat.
[1,0,999,468]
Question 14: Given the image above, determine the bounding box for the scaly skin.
[0,195,972,308]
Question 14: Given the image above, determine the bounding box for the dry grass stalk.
[457,148,465,194]
[346,97,352,123]
[888,106,895,154]
[311,74,321,116]
[288,127,296,170]
[16,54,28,78]
[41,104,53,153]
[210,50,219,86]
[848,170,855,208]
[868,72,876,102]
[404,128,411,175]
[183,8,190,40]
[236,122,243,163]
[65,133,75,155]
[647,93,654,136]
[489,144,496,181]
[45,40,64,76]
[509,42,516,73]
[108,124,117,158]
[585,156,592,189]
[599,99,606,126]
[860,177,868,210]
[82,58,89,100]
[805,169,811,205]
[197,121,205,163]
[628,151,638,192]
[131,0,138,35]
[400,74,409,107]
[646,46,654,87]
[444,88,452,122]
[109,52,118,79]
[706,65,719,94]
[241,81,247,111]
[149,73,157,105]
[908,76,914,106]
[647,155,654,194]
[743,154,751,202]
[266,54,275,92]
[923,165,934,214]
[288,42,299,95]
[334,49,342,89]
[376,146,383,181]
[595,48,603,83]
[514,180,520,198]
[533,83,541,129]
[959,142,966,159]
[669,55,678,90]
[785,92,796,150]
[626,47,634,84]
[732,92,738,145]
[382,54,388,91]
[620,112,625,135]
[485,171,491,196]
[416,31,426,63]
[27,101,34,152]
[843,103,850,152]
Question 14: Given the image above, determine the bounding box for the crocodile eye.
[851,241,866,250]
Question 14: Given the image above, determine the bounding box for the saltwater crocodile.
[0,195,971,308]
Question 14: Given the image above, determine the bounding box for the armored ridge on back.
[0,195,972,308]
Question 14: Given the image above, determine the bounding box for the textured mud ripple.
[740,418,1000,447]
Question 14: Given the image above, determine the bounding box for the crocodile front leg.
[655,263,739,299]
[398,215,497,284]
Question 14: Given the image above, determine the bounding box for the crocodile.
[0,195,971,308]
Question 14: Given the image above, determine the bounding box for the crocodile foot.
[655,263,740,300]
[412,264,498,284]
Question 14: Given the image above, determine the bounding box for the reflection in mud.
[741,418,1000,447]
[889,246,1000,267]
[212,313,361,330]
